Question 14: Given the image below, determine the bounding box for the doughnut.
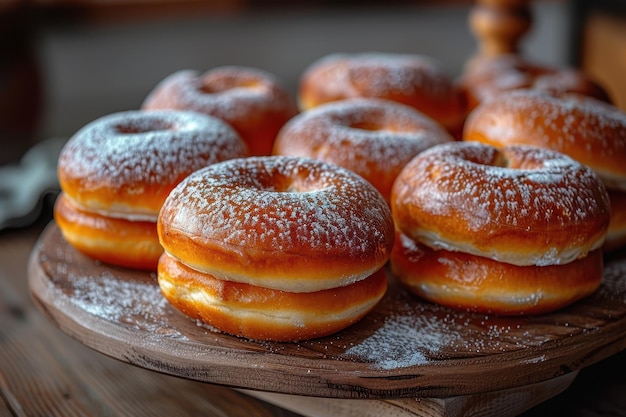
[157,155,394,341]
[390,142,610,315]
[141,66,299,156]
[463,89,626,249]
[55,110,246,270]
[298,52,466,137]
[464,89,626,189]
[159,155,394,291]
[272,98,454,203]
[391,142,610,267]
[391,232,604,315]
[54,194,163,270]
[457,54,612,111]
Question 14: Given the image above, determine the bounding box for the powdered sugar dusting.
[480,90,626,148]
[393,142,610,265]
[274,98,453,198]
[400,142,605,229]
[344,308,460,369]
[67,271,186,339]
[161,155,393,258]
[467,89,626,184]
[59,110,246,215]
[62,110,244,188]
[142,68,294,121]
[305,52,455,102]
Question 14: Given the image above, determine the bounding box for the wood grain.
[243,371,577,417]
[28,223,626,402]
[0,224,300,417]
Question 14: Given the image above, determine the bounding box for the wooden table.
[0,212,625,417]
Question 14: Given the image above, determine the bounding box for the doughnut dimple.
[272,98,454,202]
[142,67,299,156]
[55,110,246,270]
[158,155,395,293]
[298,52,466,135]
[391,142,610,267]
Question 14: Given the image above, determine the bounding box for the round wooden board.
[28,223,626,400]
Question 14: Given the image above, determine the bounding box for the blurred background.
[0,0,625,228]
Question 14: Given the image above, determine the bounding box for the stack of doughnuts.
[390,141,610,315]
[457,54,612,111]
[142,66,299,156]
[157,155,394,341]
[463,89,626,251]
[272,97,454,203]
[55,110,246,270]
[298,52,466,138]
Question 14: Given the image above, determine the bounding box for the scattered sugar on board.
[67,271,185,339]
[343,305,509,369]
[344,312,456,369]
[341,296,559,370]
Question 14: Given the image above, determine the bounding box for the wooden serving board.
[28,223,626,415]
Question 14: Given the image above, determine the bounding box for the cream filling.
[66,195,158,222]
[165,250,378,293]
[415,228,604,267]
[416,282,546,307]
[159,278,381,326]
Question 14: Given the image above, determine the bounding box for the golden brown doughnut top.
[391,142,610,266]
[273,98,454,201]
[158,155,394,292]
[299,52,465,133]
[57,110,246,220]
[464,89,626,190]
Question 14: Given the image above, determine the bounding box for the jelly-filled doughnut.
[158,254,388,341]
[391,232,604,315]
